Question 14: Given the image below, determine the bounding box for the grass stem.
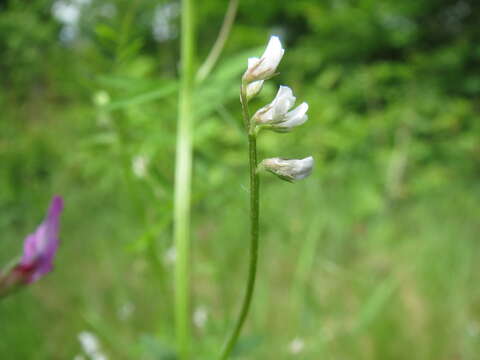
[196,0,239,83]
[174,0,195,358]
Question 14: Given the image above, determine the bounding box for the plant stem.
[196,0,239,83]
[174,0,195,358]
[219,86,260,360]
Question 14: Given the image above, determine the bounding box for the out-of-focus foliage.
[1,0,480,359]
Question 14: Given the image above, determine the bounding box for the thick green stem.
[219,86,260,360]
[174,0,195,358]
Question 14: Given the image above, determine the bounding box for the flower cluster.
[242,36,314,182]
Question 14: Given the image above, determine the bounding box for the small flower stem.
[174,0,195,358]
[219,86,260,359]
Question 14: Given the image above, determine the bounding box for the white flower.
[253,86,308,132]
[163,246,176,265]
[78,332,99,355]
[254,86,295,122]
[118,302,135,321]
[288,337,305,354]
[152,2,180,42]
[52,1,81,25]
[131,155,149,178]
[193,306,208,329]
[243,36,284,83]
[78,331,108,360]
[260,156,314,182]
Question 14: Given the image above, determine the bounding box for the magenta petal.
[19,196,64,283]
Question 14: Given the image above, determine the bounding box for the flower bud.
[259,156,314,182]
[253,86,308,132]
[246,80,264,100]
[243,36,284,83]
[0,196,63,298]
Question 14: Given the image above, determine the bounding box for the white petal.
[243,36,285,82]
[285,102,308,121]
[260,36,284,71]
[247,57,260,70]
[272,86,296,117]
[292,156,314,179]
[278,102,309,129]
[260,156,314,181]
[255,86,296,123]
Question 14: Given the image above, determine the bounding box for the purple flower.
[13,196,64,284]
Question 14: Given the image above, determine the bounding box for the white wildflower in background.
[118,302,135,321]
[51,0,91,43]
[288,337,305,354]
[78,332,99,355]
[78,331,108,360]
[52,1,81,24]
[254,86,308,132]
[152,2,180,42]
[93,90,110,107]
[259,157,314,182]
[243,36,284,83]
[163,246,177,266]
[193,306,208,329]
[132,155,149,178]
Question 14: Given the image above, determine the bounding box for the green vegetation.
[1,0,480,359]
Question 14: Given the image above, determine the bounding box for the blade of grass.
[104,83,178,111]
[196,0,239,83]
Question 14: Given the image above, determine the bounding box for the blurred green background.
[1,0,480,359]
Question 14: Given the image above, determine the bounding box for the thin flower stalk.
[219,81,259,360]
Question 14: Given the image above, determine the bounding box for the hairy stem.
[174,0,195,358]
[219,85,260,360]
